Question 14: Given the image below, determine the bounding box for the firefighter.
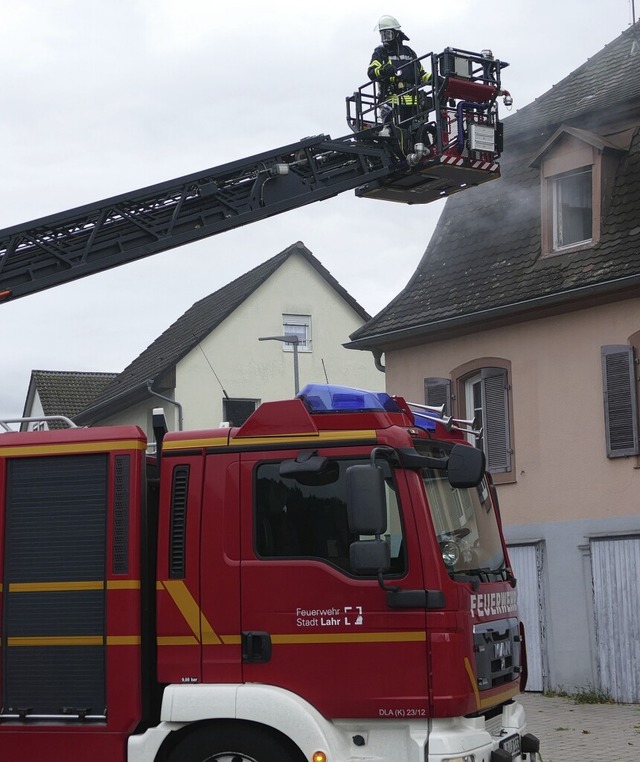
[368,15,431,139]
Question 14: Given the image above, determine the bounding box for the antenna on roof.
[194,334,230,400]
[193,334,249,426]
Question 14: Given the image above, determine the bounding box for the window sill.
[542,239,595,258]
[491,471,516,485]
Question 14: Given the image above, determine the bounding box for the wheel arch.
[154,683,346,762]
[156,717,308,762]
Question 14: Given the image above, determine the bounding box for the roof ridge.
[32,369,118,376]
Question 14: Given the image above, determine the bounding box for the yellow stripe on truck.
[0,439,146,457]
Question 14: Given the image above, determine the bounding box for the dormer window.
[531,126,624,257]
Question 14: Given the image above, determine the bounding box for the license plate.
[499,734,521,758]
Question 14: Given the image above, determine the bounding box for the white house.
[74,242,382,435]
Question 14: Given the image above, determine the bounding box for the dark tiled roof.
[24,370,117,427]
[349,23,640,349]
[76,242,369,423]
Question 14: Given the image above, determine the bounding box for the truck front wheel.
[166,723,304,762]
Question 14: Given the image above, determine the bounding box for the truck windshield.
[417,443,506,580]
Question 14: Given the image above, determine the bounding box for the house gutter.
[372,350,386,373]
[146,380,184,431]
[346,273,640,351]
[74,383,150,426]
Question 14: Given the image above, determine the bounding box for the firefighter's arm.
[402,46,431,87]
[416,57,432,86]
[368,51,395,82]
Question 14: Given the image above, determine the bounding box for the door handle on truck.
[242,631,272,663]
[386,589,446,609]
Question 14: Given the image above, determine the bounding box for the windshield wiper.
[451,567,509,589]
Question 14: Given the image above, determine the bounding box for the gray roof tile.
[25,370,117,427]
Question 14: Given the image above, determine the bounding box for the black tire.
[166,723,302,762]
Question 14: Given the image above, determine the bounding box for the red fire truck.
[0,385,539,761]
[0,46,538,761]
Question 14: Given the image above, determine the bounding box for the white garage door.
[591,536,640,703]
[507,543,545,692]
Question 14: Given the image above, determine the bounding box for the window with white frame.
[464,368,512,474]
[552,167,592,250]
[282,314,312,351]
[223,398,260,427]
[533,130,618,257]
[465,373,484,440]
[429,361,515,483]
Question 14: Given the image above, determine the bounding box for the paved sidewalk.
[519,692,640,761]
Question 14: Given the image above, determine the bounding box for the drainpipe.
[372,350,385,373]
[146,379,184,431]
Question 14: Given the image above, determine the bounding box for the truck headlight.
[440,540,460,567]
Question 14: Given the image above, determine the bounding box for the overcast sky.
[0,0,635,419]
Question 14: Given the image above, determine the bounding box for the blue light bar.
[298,384,403,414]
[409,410,437,431]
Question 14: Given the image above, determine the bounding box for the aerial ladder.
[0,47,508,304]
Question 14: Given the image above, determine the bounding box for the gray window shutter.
[601,345,639,457]
[424,377,451,416]
[481,367,511,473]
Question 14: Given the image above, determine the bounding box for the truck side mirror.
[447,443,486,488]
[346,464,387,535]
[350,539,391,576]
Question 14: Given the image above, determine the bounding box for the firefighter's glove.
[379,62,396,80]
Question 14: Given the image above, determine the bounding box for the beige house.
[348,24,640,700]
[74,242,382,435]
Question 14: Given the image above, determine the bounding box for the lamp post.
[258,334,300,395]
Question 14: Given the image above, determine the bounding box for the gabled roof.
[529,125,625,168]
[349,23,640,350]
[76,242,369,423]
[22,370,117,428]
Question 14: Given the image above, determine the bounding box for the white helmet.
[375,15,401,32]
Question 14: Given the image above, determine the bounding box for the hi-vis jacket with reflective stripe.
[367,40,431,105]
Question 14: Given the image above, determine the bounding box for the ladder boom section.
[0,134,393,302]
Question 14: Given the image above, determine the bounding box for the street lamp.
[258,334,300,395]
